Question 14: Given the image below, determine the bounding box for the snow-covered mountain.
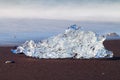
[12,25,113,59]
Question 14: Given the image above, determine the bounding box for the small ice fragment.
[11,49,17,54]
[11,46,24,54]
[5,60,15,64]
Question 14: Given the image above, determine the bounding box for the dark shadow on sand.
[106,56,120,60]
[96,56,120,61]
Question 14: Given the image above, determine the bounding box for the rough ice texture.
[13,25,113,59]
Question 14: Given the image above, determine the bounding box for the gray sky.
[0,0,120,22]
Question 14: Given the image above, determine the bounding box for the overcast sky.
[0,0,120,22]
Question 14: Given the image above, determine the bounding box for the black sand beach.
[0,40,120,80]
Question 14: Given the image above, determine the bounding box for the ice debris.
[103,32,120,40]
[12,25,113,59]
[5,60,15,64]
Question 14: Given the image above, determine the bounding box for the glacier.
[12,25,113,59]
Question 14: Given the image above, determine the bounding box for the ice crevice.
[12,24,113,59]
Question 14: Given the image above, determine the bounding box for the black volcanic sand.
[0,40,120,80]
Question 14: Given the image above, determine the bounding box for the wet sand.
[0,40,120,80]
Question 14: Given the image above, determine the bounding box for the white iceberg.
[104,32,120,40]
[13,25,113,59]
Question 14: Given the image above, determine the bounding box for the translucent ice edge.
[12,25,113,59]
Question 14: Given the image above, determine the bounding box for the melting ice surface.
[13,25,113,59]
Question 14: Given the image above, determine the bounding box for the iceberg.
[104,32,120,40]
[12,25,113,59]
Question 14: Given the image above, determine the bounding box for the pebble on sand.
[5,61,15,64]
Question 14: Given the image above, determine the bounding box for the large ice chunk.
[13,25,113,59]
